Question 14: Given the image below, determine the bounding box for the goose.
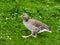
[19,13,51,38]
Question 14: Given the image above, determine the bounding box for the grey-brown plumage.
[19,13,51,38]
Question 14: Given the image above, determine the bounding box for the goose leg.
[32,33,37,38]
[22,34,32,38]
[22,32,37,38]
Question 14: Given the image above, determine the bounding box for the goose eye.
[23,15,25,16]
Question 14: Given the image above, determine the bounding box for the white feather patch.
[38,29,52,33]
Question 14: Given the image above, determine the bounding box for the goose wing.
[28,19,50,30]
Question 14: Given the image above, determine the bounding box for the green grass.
[0,0,60,45]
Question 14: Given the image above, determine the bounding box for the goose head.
[19,13,29,21]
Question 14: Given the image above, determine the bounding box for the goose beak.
[18,15,23,18]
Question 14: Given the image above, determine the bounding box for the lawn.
[0,0,60,45]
